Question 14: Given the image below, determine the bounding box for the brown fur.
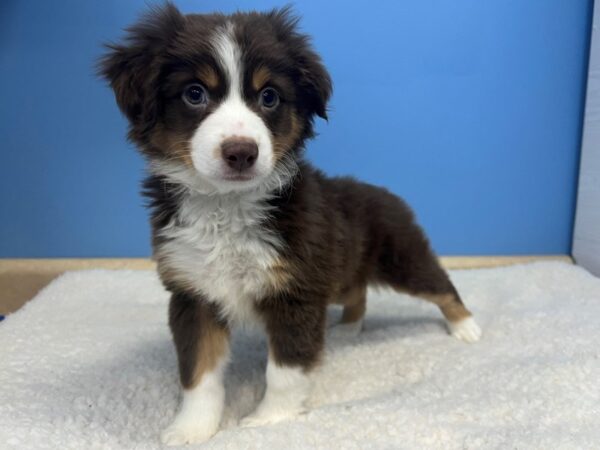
[338,284,367,324]
[272,110,302,161]
[256,289,327,371]
[251,66,271,91]
[197,65,220,89]
[420,293,471,322]
[267,256,297,294]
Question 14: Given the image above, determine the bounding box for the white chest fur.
[156,191,282,326]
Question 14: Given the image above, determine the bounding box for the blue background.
[0,0,593,257]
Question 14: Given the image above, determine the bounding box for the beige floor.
[0,256,572,315]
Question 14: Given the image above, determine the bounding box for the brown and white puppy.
[100,4,481,445]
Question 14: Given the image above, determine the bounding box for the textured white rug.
[1,262,599,449]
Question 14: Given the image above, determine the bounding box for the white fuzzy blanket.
[1,262,599,449]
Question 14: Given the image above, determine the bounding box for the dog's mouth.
[220,172,256,182]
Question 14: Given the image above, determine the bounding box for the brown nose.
[221,138,259,172]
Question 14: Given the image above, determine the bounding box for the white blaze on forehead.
[212,22,243,99]
[187,22,275,193]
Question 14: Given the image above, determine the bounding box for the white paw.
[327,319,363,341]
[161,364,226,446]
[160,419,218,446]
[240,403,304,428]
[241,360,309,428]
[448,316,482,343]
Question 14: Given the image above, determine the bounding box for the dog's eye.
[182,84,208,107]
[259,87,280,109]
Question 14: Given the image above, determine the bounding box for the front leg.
[242,293,326,427]
[161,291,230,446]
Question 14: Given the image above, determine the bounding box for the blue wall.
[0,0,592,257]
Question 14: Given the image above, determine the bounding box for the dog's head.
[99,3,331,193]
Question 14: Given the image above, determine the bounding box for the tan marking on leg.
[191,322,229,388]
[267,257,297,294]
[340,284,367,324]
[168,291,231,390]
[420,293,472,323]
[251,66,271,91]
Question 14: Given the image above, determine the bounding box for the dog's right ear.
[98,3,184,131]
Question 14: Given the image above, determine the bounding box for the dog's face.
[100,4,331,193]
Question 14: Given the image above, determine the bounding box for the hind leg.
[419,290,482,342]
[328,284,367,340]
[377,240,481,343]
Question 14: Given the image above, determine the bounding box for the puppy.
[100,4,481,445]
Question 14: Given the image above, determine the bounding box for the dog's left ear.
[271,7,332,120]
[297,51,332,120]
